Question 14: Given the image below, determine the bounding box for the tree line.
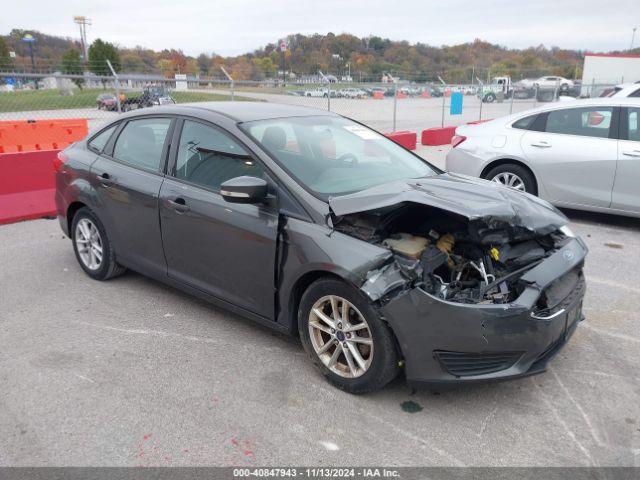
[2,29,639,85]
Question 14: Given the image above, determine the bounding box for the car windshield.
[241,116,436,199]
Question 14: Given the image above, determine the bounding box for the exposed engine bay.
[332,204,574,305]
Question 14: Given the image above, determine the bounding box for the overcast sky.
[3,0,639,56]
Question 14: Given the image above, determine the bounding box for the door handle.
[530,141,551,148]
[621,150,640,158]
[167,197,190,213]
[97,173,114,185]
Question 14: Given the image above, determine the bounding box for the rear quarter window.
[88,124,118,153]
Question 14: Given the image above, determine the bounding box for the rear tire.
[484,92,496,103]
[484,163,537,195]
[298,278,400,394]
[71,207,126,281]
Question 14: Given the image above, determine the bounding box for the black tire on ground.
[71,207,127,281]
[484,163,537,195]
[484,92,496,103]
[298,278,400,394]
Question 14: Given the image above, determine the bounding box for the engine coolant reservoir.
[382,233,429,259]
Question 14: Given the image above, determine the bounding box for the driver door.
[159,118,278,318]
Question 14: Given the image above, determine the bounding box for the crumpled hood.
[328,173,568,234]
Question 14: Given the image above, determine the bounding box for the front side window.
[545,107,613,139]
[112,118,171,171]
[88,124,117,152]
[242,116,436,199]
[174,120,263,191]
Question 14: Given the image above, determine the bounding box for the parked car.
[446,98,640,218]
[303,87,329,97]
[520,76,575,92]
[55,103,587,393]
[601,82,640,98]
[340,87,367,98]
[96,93,117,111]
[122,86,176,111]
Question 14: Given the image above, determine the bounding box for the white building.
[581,53,640,95]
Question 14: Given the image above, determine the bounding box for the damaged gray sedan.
[56,103,587,393]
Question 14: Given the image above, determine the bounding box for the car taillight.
[451,135,467,148]
[53,151,69,172]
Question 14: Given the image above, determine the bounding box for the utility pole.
[631,27,638,51]
[74,16,92,61]
[279,39,287,87]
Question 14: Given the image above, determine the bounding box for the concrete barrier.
[421,126,457,146]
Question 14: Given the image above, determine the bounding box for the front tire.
[485,163,537,195]
[71,207,126,280]
[298,278,400,394]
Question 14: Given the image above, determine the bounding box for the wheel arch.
[285,269,348,337]
[480,158,539,193]
[66,201,88,234]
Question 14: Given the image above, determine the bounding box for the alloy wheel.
[492,172,526,191]
[75,218,103,270]
[308,295,374,378]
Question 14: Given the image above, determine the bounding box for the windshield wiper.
[196,147,252,160]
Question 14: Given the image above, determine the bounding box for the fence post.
[106,60,121,113]
[533,85,538,108]
[554,78,560,101]
[509,86,515,114]
[318,70,331,111]
[478,94,483,121]
[393,78,398,132]
[220,67,234,101]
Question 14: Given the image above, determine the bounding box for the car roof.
[117,102,336,122]
[612,84,640,97]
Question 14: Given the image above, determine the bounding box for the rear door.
[91,116,173,274]
[612,106,640,213]
[520,106,618,207]
[159,118,279,318]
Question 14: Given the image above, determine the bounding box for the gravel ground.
[0,206,638,467]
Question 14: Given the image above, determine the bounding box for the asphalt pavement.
[0,202,639,466]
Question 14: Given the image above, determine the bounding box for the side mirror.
[220,176,268,204]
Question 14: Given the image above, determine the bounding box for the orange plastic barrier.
[385,131,417,150]
[0,119,88,153]
[373,91,384,99]
[420,91,431,98]
[421,126,457,146]
[466,119,492,125]
[396,91,408,99]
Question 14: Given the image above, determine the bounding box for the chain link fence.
[0,69,625,136]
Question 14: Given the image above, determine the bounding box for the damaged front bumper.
[378,237,588,385]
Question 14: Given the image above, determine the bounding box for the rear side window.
[88,125,117,153]
[112,118,171,171]
[629,87,640,98]
[545,107,613,139]
[625,108,640,141]
[512,115,536,130]
[174,120,264,191]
